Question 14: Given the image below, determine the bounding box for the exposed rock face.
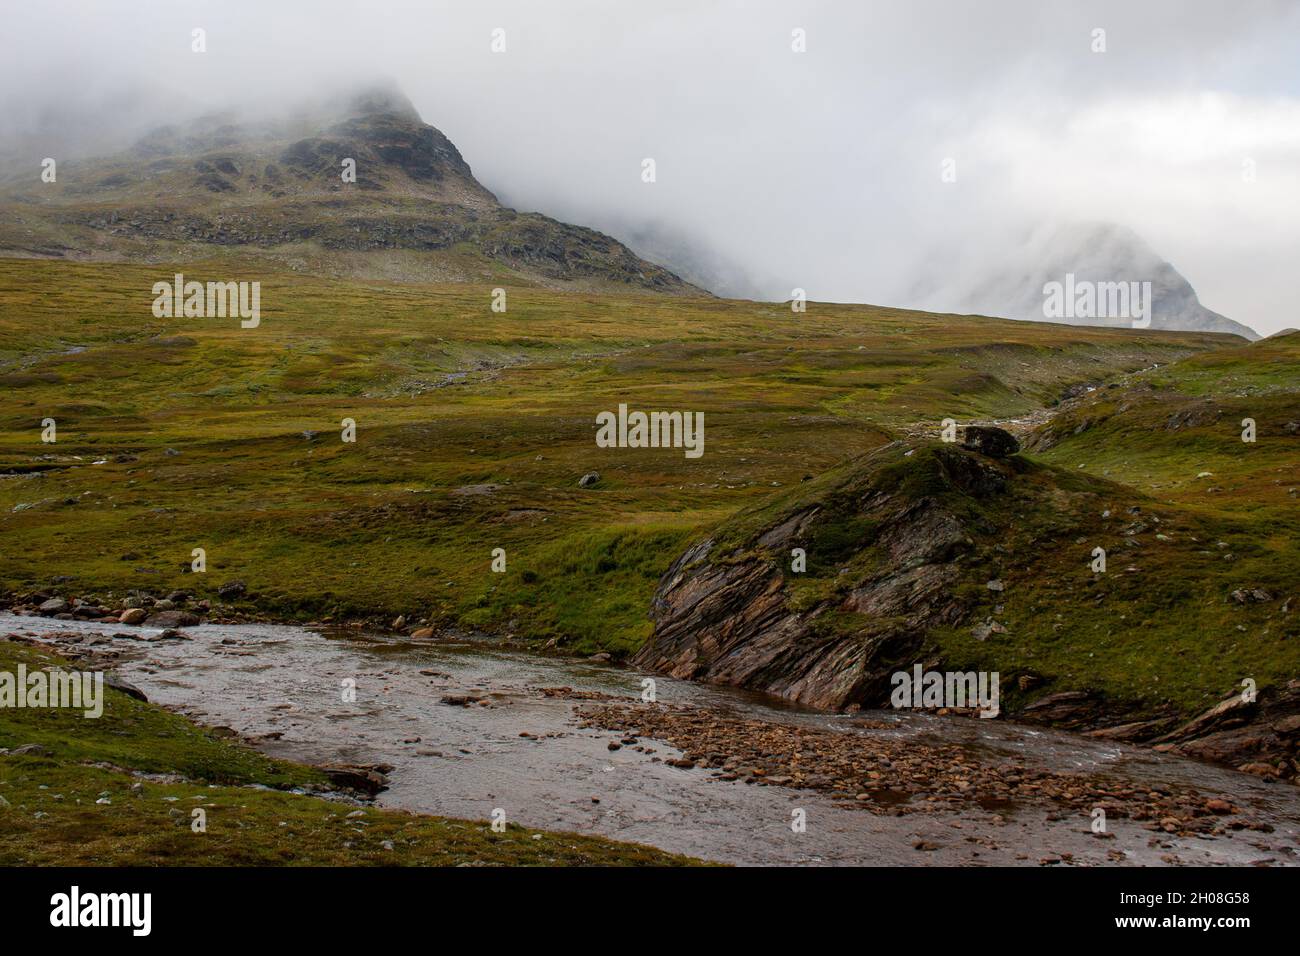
[633,443,1006,709]
[1154,680,1300,781]
[634,438,1300,781]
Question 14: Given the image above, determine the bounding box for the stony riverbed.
[3,612,1297,866]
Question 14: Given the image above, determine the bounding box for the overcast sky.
[3,0,1298,334]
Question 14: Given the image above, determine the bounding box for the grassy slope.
[745,331,1299,719]
[0,639,694,865]
[0,259,1231,655]
[955,332,1300,714]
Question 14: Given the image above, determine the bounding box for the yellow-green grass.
[0,639,696,865]
[0,258,1244,657]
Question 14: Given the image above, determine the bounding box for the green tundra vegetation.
[2,257,1298,864]
[0,257,1296,716]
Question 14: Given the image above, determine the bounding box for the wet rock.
[143,610,200,629]
[104,673,148,701]
[1272,715,1300,737]
[119,608,148,625]
[1083,717,1178,741]
[1020,691,1107,728]
[38,598,68,616]
[1158,679,1300,782]
[1157,692,1256,742]
[321,764,390,796]
[577,700,1263,833]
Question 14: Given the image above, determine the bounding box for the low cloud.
[2,0,1297,333]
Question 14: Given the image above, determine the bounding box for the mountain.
[910,221,1257,340]
[0,86,698,294]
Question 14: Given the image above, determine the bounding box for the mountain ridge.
[0,86,700,294]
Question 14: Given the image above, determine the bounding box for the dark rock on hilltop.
[960,425,1019,459]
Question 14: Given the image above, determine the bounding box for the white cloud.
[1,0,1297,332]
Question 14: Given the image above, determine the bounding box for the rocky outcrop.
[1154,680,1300,782]
[633,441,1011,709]
[633,435,1300,782]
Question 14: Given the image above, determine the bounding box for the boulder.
[38,597,68,616]
[217,580,247,599]
[960,426,1020,459]
[104,673,148,701]
[320,764,390,796]
[143,610,200,628]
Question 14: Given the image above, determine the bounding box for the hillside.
[0,87,696,294]
[1,257,1294,778]
[0,256,1237,635]
[633,332,1300,775]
